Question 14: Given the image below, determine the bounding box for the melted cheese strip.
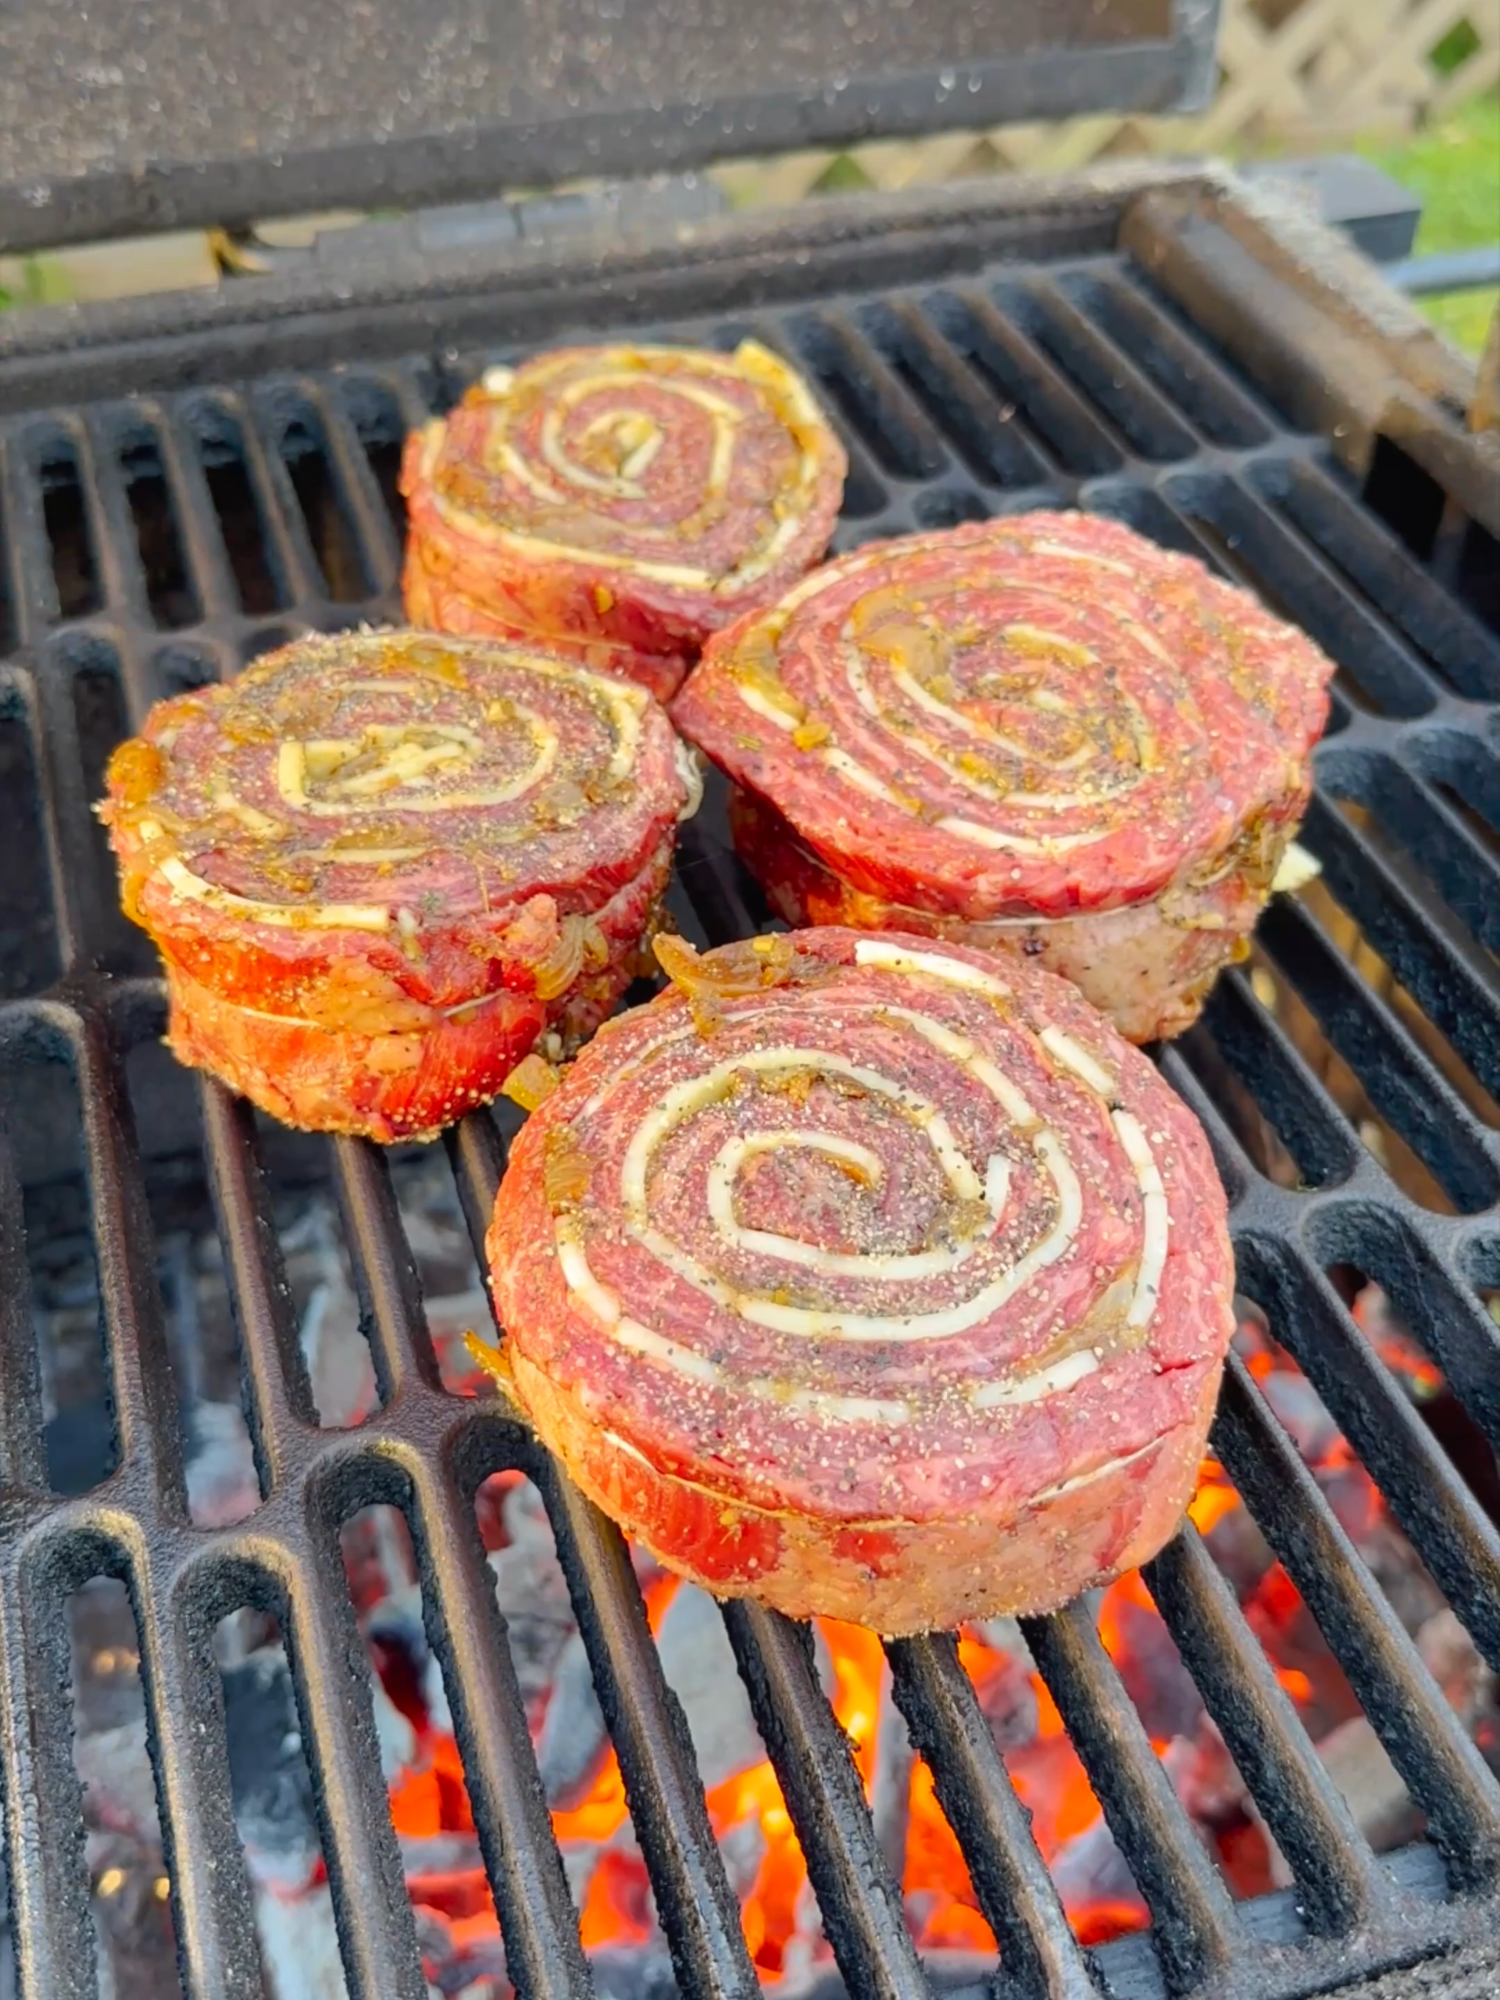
[157,855,391,931]
[1112,1108,1170,1329]
[708,1128,990,1281]
[970,1345,1100,1410]
[738,558,1175,846]
[274,711,560,816]
[429,340,833,595]
[547,945,1171,1415]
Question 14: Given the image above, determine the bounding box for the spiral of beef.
[483,926,1235,1635]
[101,630,695,1142]
[401,340,846,697]
[671,512,1335,1042]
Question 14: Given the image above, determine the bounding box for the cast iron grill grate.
[0,230,1497,2000]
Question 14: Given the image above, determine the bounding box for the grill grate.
[0,223,1498,2000]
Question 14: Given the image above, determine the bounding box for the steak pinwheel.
[672,512,1335,1042]
[483,927,1235,1635]
[101,631,697,1143]
[401,341,846,699]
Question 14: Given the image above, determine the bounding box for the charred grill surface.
[0,214,1497,2000]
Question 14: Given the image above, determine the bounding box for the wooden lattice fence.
[710,0,1500,205]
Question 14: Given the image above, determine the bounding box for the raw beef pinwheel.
[672,512,1335,1042]
[401,341,847,702]
[101,631,697,1143]
[483,927,1234,1635]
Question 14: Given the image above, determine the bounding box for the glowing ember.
[351,1284,1494,1991]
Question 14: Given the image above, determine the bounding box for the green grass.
[1351,92,1499,354]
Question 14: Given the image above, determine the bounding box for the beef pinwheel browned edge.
[101,630,697,1143]
[402,341,846,698]
[481,927,1235,1636]
[672,512,1335,1043]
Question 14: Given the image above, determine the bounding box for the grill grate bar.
[1365,760,1500,959]
[156,405,245,625]
[1060,267,1274,450]
[447,1106,761,2000]
[0,223,1498,2000]
[1152,1040,1259,1203]
[939,287,1122,478]
[1195,969,1367,1191]
[136,1556,265,2000]
[1012,276,1199,463]
[314,388,403,600]
[791,311,948,484]
[1213,1354,1500,1889]
[874,299,1050,490]
[1325,1211,1500,1454]
[1302,791,1500,1104]
[1143,1523,1385,1936]
[546,1476,762,1999]
[73,1004,187,1521]
[1238,1240,1500,1667]
[77,414,151,627]
[241,388,330,613]
[2,434,63,641]
[406,1451,596,2000]
[1253,894,1500,1212]
[10,660,86,982]
[724,1600,932,2000]
[1169,474,1440,719]
[198,1075,321,1467]
[0,1551,99,2000]
[885,1631,1097,2000]
[1021,1600,1241,1992]
[287,1513,432,2000]
[0,1129,48,1490]
[1250,457,1500,703]
[330,1134,441,1402]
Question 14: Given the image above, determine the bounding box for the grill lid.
[0,0,1220,254]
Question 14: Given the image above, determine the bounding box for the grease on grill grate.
[0,245,1497,2000]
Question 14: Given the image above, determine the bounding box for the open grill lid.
[0,0,1221,253]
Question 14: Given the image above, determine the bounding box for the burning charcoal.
[1260,1372,1341,1467]
[1169,1716,1250,1833]
[560,1838,603,1909]
[1315,1716,1423,1852]
[183,1398,260,1527]
[369,1673,419,1782]
[590,1947,683,2000]
[249,1885,349,2000]
[536,1632,610,1809]
[779,1874,828,1990]
[289,1203,377,1427]
[502,1476,555,1550]
[655,1584,767,1790]
[84,1829,177,2000]
[1418,1608,1499,1738]
[222,1646,324,1898]
[489,1489,578,1713]
[1355,1519,1447,1637]
[367,1583,454,1737]
[1047,1814,1145,1926]
[967,1615,1034,1670]
[1203,1498,1274,1601]
[971,1644,1038,1754]
[717,1815,768,1901]
[1101,1582,1204,1745]
[871,1662,915,1883]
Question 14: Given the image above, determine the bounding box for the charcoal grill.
[2,8,1500,1998]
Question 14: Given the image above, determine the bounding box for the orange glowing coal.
[391,1303,1435,1982]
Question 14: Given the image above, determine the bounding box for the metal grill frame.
[0,173,1497,2000]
